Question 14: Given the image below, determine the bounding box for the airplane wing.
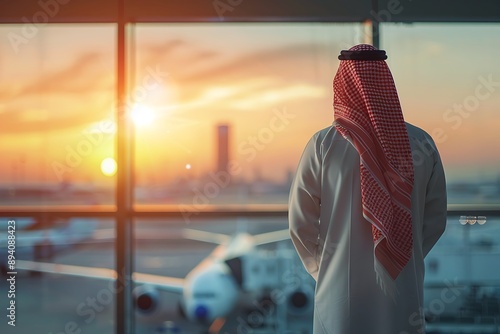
[16,260,184,294]
[16,260,116,280]
[134,272,184,293]
[253,229,291,246]
[182,228,230,245]
[94,228,229,243]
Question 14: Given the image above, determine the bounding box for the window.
[384,23,500,331]
[132,23,361,208]
[0,24,116,333]
[0,11,498,334]
[0,24,116,207]
[383,23,500,205]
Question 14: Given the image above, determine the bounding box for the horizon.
[1,23,499,190]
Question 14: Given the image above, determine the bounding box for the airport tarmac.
[0,217,313,334]
[2,216,499,334]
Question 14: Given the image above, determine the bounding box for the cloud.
[0,100,113,134]
[0,40,339,134]
[0,52,108,99]
[178,43,335,83]
[0,52,115,133]
[142,41,339,109]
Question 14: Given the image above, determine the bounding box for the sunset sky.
[0,23,499,188]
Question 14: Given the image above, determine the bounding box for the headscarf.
[333,44,414,296]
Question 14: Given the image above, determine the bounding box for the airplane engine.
[285,286,314,315]
[133,285,165,321]
[183,262,240,323]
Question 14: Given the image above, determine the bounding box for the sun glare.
[101,157,117,176]
[130,104,155,127]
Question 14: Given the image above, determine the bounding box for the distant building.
[216,124,230,173]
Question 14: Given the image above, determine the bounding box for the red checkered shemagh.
[333,44,414,288]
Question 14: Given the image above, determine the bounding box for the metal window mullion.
[1,209,500,219]
[371,0,380,49]
[116,0,135,333]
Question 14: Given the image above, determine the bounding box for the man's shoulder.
[405,122,442,160]
[405,122,438,145]
[313,126,335,139]
[405,122,430,139]
[310,125,342,146]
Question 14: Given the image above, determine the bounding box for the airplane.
[0,217,99,275]
[15,228,316,332]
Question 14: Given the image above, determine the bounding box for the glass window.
[383,23,500,332]
[0,24,116,207]
[424,215,500,331]
[130,23,360,332]
[0,217,116,333]
[133,216,314,333]
[1,19,498,334]
[0,22,117,334]
[382,23,500,205]
[131,23,363,208]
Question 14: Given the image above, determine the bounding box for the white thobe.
[289,122,447,334]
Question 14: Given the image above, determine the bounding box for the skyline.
[0,23,499,187]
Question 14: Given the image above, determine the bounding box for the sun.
[101,157,117,176]
[130,104,155,127]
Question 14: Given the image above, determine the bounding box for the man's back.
[289,122,447,334]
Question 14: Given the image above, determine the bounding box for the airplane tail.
[182,229,230,244]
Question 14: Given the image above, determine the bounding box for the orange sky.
[0,23,499,187]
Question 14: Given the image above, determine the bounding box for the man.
[288,44,447,334]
